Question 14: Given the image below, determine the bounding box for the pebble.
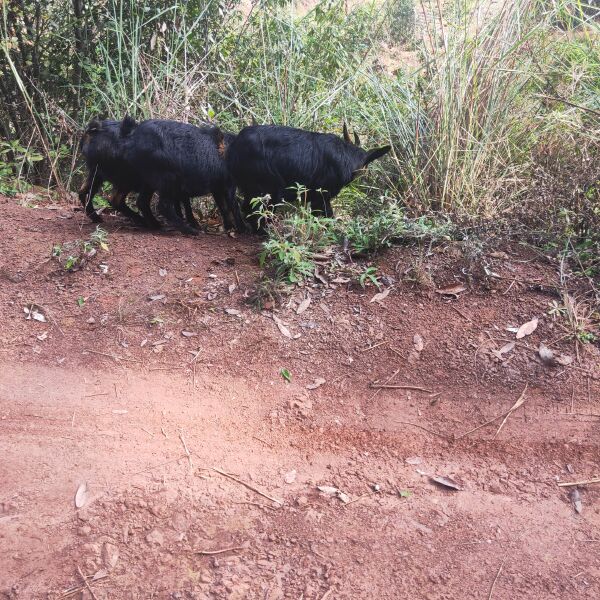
[145,528,164,546]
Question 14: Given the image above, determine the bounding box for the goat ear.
[353,131,361,146]
[363,145,391,167]
[342,122,351,144]
[251,115,258,126]
[120,115,137,136]
[87,118,103,132]
[214,127,226,157]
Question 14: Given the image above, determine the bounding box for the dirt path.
[1,197,599,599]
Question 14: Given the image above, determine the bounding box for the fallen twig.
[59,573,109,599]
[76,566,99,600]
[370,383,434,393]
[196,545,245,556]
[179,429,193,472]
[320,590,333,600]
[212,467,284,505]
[359,340,387,352]
[557,477,600,488]
[450,304,473,322]
[343,490,378,506]
[367,368,400,402]
[455,385,528,441]
[252,435,275,448]
[83,349,139,362]
[493,384,528,439]
[393,420,449,440]
[488,557,506,600]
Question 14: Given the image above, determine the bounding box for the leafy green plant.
[254,191,335,284]
[51,226,109,272]
[280,368,292,383]
[0,140,44,195]
[359,266,380,289]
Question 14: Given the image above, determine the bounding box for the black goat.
[226,123,391,227]
[121,119,245,234]
[78,118,196,230]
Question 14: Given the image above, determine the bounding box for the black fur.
[121,120,244,234]
[226,124,391,229]
[78,118,161,228]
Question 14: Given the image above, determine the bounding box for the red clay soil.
[1,195,599,599]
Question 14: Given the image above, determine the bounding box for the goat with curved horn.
[353,131,361,146]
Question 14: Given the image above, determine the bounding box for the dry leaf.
[296,296,311,315]
[491,341,515,360]
[228,284,237,294]
[314,268,328,286]
[75,482,88,508]
[405,456,422,465]
[306,377,326,390]
[538,343,555,366]
[370,288,390,303]
[112,409,128,414]
[336,490,350,504]
[25,306,47,322]
[159,268,167,277]
[435,284,466,297]
[276,322,292,338]
[149,294,165,301]
[317,486,339,496]
[225,308,241,316]
[569,488,582,514]
[516,317,538,339]
[317,485,350,503]
[273,315,292,338]
[413,334,424,353]
[181,331,196,337]
[429,475,463,491]
[555,354,573,366]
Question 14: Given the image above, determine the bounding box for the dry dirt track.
[1,195,599,599]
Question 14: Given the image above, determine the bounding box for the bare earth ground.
[1,195,599,599]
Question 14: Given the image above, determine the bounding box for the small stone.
[86,317,96,324]
[199,572,212,584]
[101,542,119,569]
[145,528,164,546]
[284,470,297,484]
[78,525,92,537]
